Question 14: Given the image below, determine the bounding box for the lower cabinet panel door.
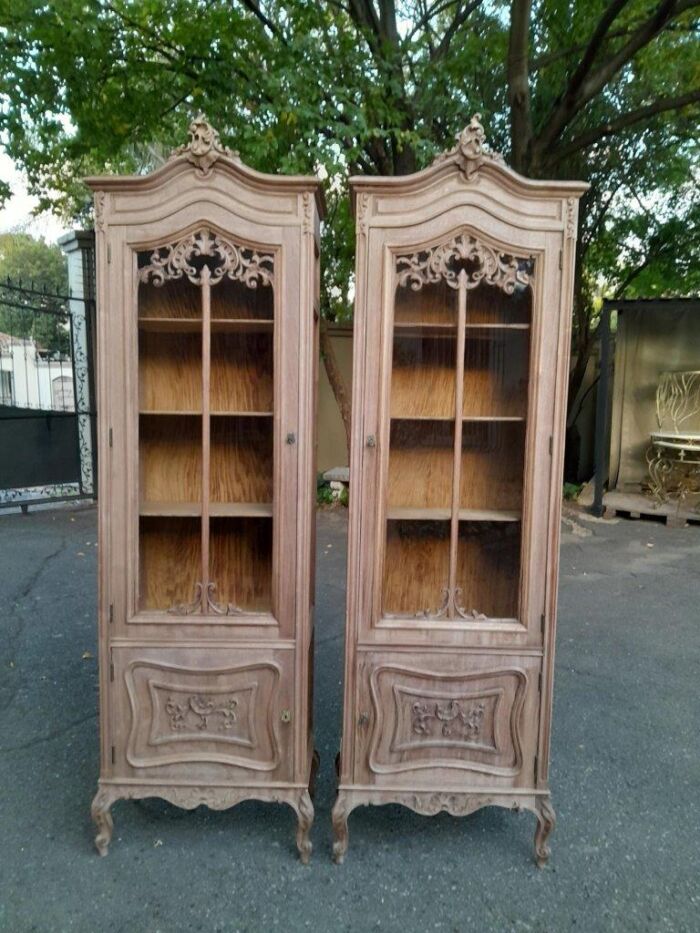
[353,652,540,789]
[110,647,294,782]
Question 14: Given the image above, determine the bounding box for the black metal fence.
[0,278,96,510]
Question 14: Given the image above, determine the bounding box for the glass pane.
[209,517,272,612]
[140,414,202,512]
[210,330,273,414]
[387,419,454,513]
[137,263,204,612]
[210,415,273,508]
[383,520,450,616]
[139,516,201,611]
[456,521,521,619]
[463,329,530,419]
[208,274,275,615]
[465,281,531,325]
[460,421,525,513]
[211,277,273,321]
[394,279,457,325]
[137,273,201,320]
[390,333,457,420]
[138,328,202,413]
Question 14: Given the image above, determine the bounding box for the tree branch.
[534,0,700,158]
[564,0,631,102]
[432,0,485,61]
[507,0,533,172]
[550,88,700,162]
[239,0,288,44]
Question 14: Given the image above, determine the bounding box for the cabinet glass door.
[136,229,276,616]
[382,234,533,622]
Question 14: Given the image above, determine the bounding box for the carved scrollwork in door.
[139,228,274,290]
[396,232,533,295]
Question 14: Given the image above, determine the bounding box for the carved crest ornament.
[168,115,240,176]
[432,113,506,180]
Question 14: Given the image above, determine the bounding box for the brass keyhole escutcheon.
[280,709,292,724]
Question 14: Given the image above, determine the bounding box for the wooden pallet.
[603,490,700,527]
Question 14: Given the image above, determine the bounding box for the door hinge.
[109,651,114,682]
[109,427,113,448]
[107,244,112,264]
[558,249,563,270]
[538,670,544,694]
[548,434,553,456]
[111,745,116,765]
[109,603,114,624]
[540,611,545,630]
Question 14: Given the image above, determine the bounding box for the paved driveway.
[0,505,698,931]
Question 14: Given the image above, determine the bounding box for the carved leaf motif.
[168,115,239,176]
[139,229,274,289]
[411,699,485,740]
[166,694,239,733]
[432,113,506,179]
[396,233,532,294]
[397,792,496,817]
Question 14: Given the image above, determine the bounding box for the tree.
[2,1,698,452]
[0,232,71,355]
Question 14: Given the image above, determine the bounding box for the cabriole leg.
[294,790,314,865]
[534,797,556,868]
[91,787,114,857]
[331,793,350,865]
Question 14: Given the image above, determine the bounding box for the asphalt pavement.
[0,504,698,932]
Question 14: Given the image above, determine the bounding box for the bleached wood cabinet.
[87,119,323,861]
[332,116,587,865]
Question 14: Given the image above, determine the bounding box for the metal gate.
[0,277,96,510]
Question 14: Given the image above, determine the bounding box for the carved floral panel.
[123,660,282,771]
[368,664,528,777]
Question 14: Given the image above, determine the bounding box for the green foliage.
[0,0,698,335]
[316,475,335,506]
[563,482,583,501]
[0,233,70,354]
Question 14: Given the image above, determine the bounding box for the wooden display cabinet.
[332,116,587,865]
[87,119,323,861]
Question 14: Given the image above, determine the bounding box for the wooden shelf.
[140,502,202,517]
[140,409,202,416]
[394,323,456,338]
[395,321,530,332]
[390,414,525,422]
[138,317,201,332]
[210,502,273,517]
[465,323,530,330]
[211,319,274,333]
[140,502,273,518]
[138,318,274,334]
[210,410,273,417]
[387,507,521,522]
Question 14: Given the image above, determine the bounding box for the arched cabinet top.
[85,116,325,224]
[350,114,587,237]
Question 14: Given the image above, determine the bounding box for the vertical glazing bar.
[447,271,468,617]
[201,265,211,606]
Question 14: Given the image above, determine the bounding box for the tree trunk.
[319,317,352,458]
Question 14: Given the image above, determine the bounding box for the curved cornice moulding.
[85,115,325,216]
[350,113,589,205]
